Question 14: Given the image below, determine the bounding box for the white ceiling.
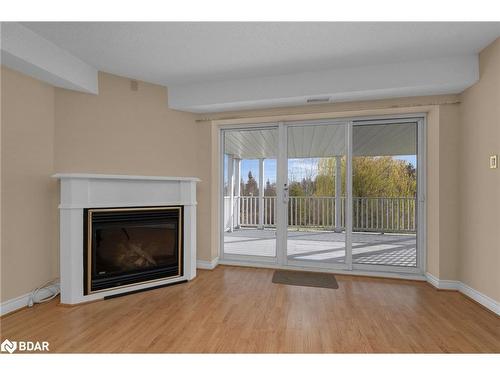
[3,22,498,112]
[1,23,98,94]
[224,122,416,159]
[22,22,500,86]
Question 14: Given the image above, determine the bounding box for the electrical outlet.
[490,155,498,169]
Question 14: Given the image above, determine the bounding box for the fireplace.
[83,206,183,294]
[54,173,198,304]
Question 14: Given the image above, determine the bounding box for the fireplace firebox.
[83,206,183,294]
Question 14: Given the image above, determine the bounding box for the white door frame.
[218,114,426,279]
[219,123,281,265]
[348,116,426,275]
[280,119,351,271]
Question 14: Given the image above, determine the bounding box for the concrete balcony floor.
[223,228,417,267]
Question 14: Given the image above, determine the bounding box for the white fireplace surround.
[53,173,200,304]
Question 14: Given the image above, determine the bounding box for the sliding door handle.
[283,184,289,204]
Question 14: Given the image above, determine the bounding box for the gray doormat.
[272,270,339,289]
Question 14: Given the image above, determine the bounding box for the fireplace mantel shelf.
[53,173,200,182]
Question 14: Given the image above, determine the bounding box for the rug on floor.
[272,270,339,289]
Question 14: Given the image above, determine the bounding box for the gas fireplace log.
[129,243,157,266]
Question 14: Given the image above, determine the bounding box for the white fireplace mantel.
[53,173,200,304]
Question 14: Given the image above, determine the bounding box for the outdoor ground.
[224,228,417,267]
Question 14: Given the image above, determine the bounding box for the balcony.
[222,121,419,268]
[224,195,417,267]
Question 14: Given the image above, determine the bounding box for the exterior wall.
[459,38,500,301]
[1,66,57,302]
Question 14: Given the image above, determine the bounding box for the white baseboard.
[425,272,459,290]
[197,257,219,270]
[220,258,426,281]
[0,288,55,316]
[426,273,499,316]
[459,282,500,316]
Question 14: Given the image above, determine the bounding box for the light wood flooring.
[1,266,499,353]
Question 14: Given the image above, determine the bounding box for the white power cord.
[27,279,60,307]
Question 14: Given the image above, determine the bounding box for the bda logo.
[0,339,49,353]
[1,339,17,354]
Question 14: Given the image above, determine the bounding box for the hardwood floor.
[1,265,499,353]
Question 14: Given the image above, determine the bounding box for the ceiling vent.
[306,96,331,104]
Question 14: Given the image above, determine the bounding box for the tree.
[289,181,304,197]
[264,179,276,196]
[351,157,416,197]
[240,178,245,197]
[244,171,259,196]
[316,156,416,198]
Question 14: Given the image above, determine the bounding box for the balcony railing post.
[334,156,342,232]
[234,158,241,229]
[228,155,235,232]
[258,159,264,229]
[233,195,416,234]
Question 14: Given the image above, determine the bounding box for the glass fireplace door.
[85,206,182,294]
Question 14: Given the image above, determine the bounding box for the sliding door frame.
[219,123,281,265]
[281,119,352,271]
[218,114,426,279]
[349,116,426,275]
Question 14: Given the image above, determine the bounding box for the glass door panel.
[351,121,418,269]
[222,127,278,260]
[286,123,347,267]
[221,117,423,275]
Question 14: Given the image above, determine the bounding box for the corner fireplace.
[83,206,183,295]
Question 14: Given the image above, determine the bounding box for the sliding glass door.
[221,116,424,275]
[222,126,279,262]
[285,121,348,269]
[351,119,422,272]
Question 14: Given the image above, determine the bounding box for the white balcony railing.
[225,196,416,233]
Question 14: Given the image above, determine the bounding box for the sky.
[224,156,276,186]
[235,155,417,185]
[239,159,277,184]
[395,155,417,165]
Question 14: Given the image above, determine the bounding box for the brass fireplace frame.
[84,206,183,295]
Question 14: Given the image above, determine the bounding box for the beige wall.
[438,103,461,280]
[459,38,500,301]
[1,67,58,302]
[0,70,210,303]
[195,120,215,261]
[54,72,212,263]
[425,106,441,278]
